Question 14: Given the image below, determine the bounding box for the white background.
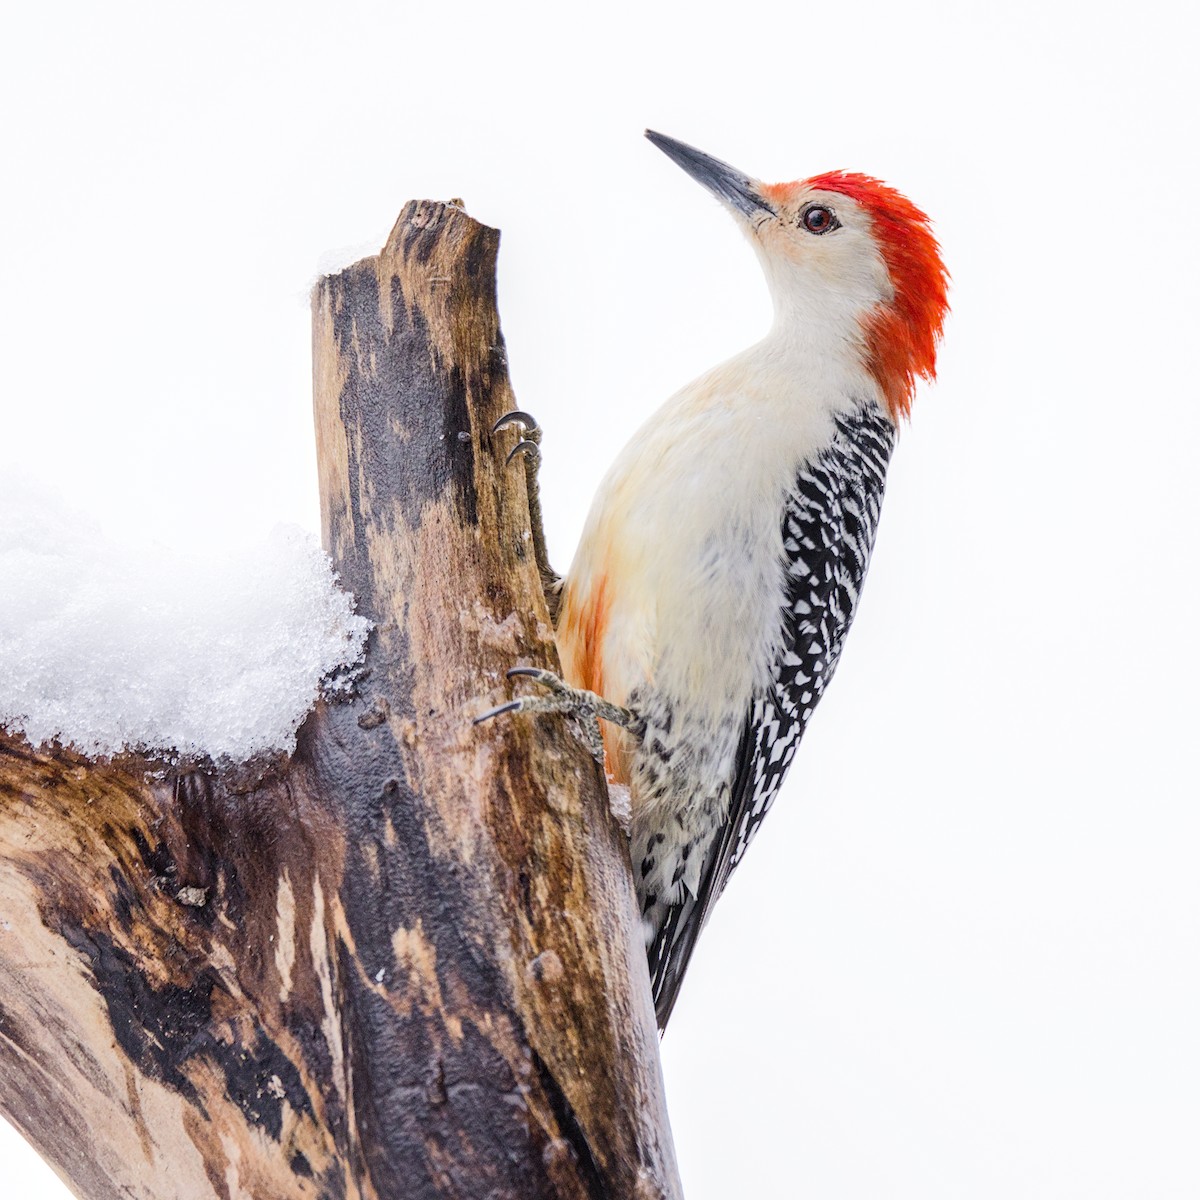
[2,0,1198,1196]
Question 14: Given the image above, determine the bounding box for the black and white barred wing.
[648,407,895,1031]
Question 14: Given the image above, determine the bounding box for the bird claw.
[505,438,541,467]
[472,698,524,724]
[505,666,566,690]
[491,410,562,620]
[492,410,542,438]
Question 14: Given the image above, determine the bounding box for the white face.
[645,132,921,384]
[744,185,894,324]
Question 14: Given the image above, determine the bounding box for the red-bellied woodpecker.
[484,131,949,1031]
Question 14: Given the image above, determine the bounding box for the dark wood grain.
[0,200,682,1200]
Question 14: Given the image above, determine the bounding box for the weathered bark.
[0,200,682,1200]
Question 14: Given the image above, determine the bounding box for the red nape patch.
[807,172,949,421]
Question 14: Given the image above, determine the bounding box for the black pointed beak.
[645,130,775,218]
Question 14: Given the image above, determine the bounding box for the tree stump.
[0,200,682,1200]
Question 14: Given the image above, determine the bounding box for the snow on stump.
[0,200,682,1200]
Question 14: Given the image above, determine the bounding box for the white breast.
[563,337,877,735]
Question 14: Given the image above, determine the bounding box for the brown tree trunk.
[0,200,682,1200]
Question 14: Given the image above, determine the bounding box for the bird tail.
[646,893,705,1033]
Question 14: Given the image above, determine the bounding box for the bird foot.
[474,667,643,765]
[492,411,562,621]
[493,409,543,466]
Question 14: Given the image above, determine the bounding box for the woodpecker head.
[646,130,949,421]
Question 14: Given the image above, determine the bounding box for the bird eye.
[801,205,838,234]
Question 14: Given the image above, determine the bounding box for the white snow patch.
[607,782,632,835]
[0,476,370,763]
